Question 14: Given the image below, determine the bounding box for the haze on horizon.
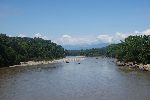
[0,0,150,49]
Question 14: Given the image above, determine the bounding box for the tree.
[0,34,66,67]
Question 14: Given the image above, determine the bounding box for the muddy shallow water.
[1,57,150,100]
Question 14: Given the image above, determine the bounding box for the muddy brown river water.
[0,57,150,100]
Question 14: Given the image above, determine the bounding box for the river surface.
[0,57,150,100]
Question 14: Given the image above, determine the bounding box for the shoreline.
[8,56,86,68]
[114,59,150,71]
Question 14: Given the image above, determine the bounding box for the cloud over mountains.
[54,29,150,49]
[55,29,150,46]
[17,29,150,49]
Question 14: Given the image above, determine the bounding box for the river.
[0,57,150,100]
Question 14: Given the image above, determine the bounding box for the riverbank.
[114,59,150,71]
[8,56,86,68]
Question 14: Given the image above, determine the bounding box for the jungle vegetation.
[0,34,149,67]
[80,35,150,64]
[0,34,65,67]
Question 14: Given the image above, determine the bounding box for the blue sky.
[0,0,150,46]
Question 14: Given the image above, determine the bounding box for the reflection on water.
[0,57,150,100]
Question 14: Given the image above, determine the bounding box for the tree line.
[65,50,81,56]
[0,34,65,67]
[79,48,107,57]
[79,35,150,64]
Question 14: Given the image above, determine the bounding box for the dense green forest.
[106,35,150,64]
[0,34,65,67]
[80,35,150,64]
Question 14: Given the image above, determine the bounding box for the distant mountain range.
[62,43,109,50]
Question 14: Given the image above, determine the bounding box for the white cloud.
[42,36,48,40]
[55,34,96,45]
[54,28,150,46]
[34,33,42,37]
[112,32,128,43]
[62,35,72,38]
[34,33,48,40]
[55,33,128,45]
[141,29,150,35]
[96,34,113,43]
[18,34,26,37]
[128,29,150,36]
[116,32,127,39]
[8,35,12,37]
[134,30,139,34]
